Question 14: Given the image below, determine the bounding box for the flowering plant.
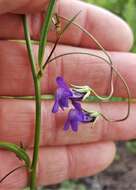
[0,0,131,189]
[52,76,98,132]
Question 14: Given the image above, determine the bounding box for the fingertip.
[116,18,134,51]
[60,142,116,181]
[82,4,134,51]
[79,142,116,176]
[99,141,116,171]
[38,143,116,186]
[0,143,116,188]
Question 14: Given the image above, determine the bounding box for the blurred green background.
[85,0,136,52]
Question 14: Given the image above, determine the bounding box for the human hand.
[0,0,135,189]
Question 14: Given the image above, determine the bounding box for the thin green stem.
[23,15,41,190]
[0,95,54,100]
[30,80,41,190]
[59,15,114,91]
[48,52,131,122]
[0,95,135,103]
[38,11,81,77]
[59,15,113,67]
[49,52,114,100]
[38,0,56,72]
[8,39,39,45]
[0,165,25,184]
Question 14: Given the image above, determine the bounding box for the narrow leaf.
[42,11,81,70]
[38,0,56,70]
[0,141,31,168]
[61,10,81,36]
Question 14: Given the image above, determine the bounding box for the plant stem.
[0,95,54,100]
[38,0,56,73]
[23,15,41,190]
[0,95,134,103]
[0,165,25,184]
[48,52,131,121]
[30,79,41,190]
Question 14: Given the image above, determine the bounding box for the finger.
[0,99,135,146]
[0,41,136,98]
[0,1,133,51]
[0,0,48,14]
[0,142,115,189]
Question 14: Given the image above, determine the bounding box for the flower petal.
[70,89,85,101]
[72,101,82,112]
[64,119,70,131]
[59,96,69,108]
[77,111,84,122]
[52,100,59,113]
[82,111,97,123]
[56,76,70,91]
[70,119,78,132]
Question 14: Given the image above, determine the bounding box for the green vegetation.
[85,0,136,52]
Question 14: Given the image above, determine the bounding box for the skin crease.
[0,143,116,189]
[0,100,136,147]
[0,0,135,188]
[0,42,136,97]
[0,0,133,50]
[0,0,29,14]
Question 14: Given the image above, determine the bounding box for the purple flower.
[52,77,85,113]
[71,89,86,101]
[52,76,73,113]
[52,76,97,132]
[64,102,96,132]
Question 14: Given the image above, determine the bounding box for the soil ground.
[43,142,136,190]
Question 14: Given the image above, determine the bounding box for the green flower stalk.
[38,0,56,75]
[22,1,56,189]
[22,15,41,190]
